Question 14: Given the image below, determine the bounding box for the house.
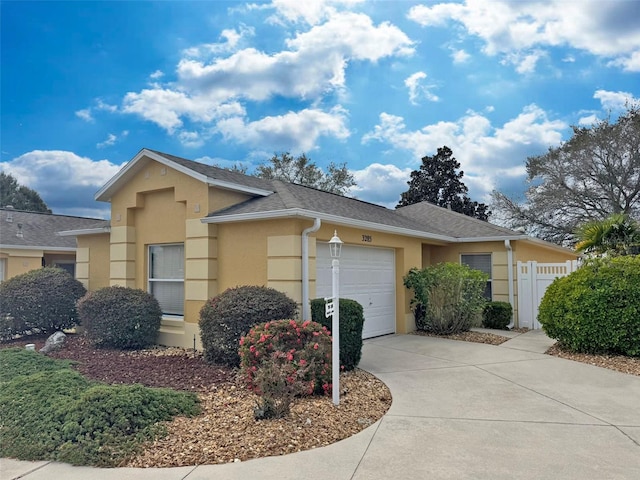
[0,207,108,283]
[60,148,578,348]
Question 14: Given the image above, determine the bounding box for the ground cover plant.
[0,348,199,467]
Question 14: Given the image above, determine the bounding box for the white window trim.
[148,243,185,319]
[460,253,493,300]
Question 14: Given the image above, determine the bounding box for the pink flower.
[239,337,245,346]
[302,320,311,328]
[299,359,307,366]
[313,343,319,350]
[249,345,256,353]
[287,352,294,361]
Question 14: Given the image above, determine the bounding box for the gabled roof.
[0,208,107,251]
[95,148,273,202]
[94,149,573,252]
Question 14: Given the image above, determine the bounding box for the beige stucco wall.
[76,233,111,290]
[0,248,44,279]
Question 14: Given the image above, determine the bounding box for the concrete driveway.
[3,332,640,480]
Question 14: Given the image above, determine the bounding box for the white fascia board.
[206,179,273,197]
[201,208,453,243]
[57,227,111,237]
[0,244,76,252]
[454,235,526,243]
[95,148,272,202]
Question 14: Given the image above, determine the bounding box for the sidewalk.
[3,331,639,480]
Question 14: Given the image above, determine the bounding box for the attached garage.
[317,244,396,339]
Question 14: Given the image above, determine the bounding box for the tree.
[255,153,356,195]
[396,146,490,221]
[0,172,51,213]
[492,105,640,245]
[575,213,640,256]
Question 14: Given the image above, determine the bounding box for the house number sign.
[362,234,372,243]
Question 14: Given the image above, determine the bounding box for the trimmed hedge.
[310,298,365,371]
[199,286,298,367]
[0,267,86,339]
[482,301,512,330]
[538,256,640,356]
[78,286,162,350]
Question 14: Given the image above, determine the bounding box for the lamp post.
[327,230,342,406]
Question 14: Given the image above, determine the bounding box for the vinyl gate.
[517,260,579,329]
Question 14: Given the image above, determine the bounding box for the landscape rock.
[40,331,67,354]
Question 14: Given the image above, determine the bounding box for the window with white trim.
[461,253,492,299]
[148,244,184,317]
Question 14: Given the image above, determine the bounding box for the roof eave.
[0,244,77,252]
[202,208,453,243]
[57,227,111,237]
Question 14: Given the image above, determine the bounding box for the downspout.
[505,239,515,328]
[302,218,321,320]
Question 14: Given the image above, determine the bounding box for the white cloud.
[215,107,349,152]
[96,131,129,149]
[578,114,598,126]
[149,70,164,79]
[408,0,640,73]
[349,163,412,208]
[183,26,255,57]
[266,0,364,26]
[95,99,117,113]
[405,71,439,105]
[121,9,412,150]
[451,49,470,64]
[96,134,117,149]
[593,89,639,111]
[362,104,567,200]
[0,151,121,217]
[75,109,93,122]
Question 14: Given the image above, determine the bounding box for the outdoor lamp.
[328,230,343,258]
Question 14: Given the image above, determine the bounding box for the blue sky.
[2,0,639,219]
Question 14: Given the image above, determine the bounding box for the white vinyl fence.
[517,260,579,329]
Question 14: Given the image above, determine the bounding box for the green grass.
[0,348,200,467]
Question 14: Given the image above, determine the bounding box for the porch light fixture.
[328,230,343,258]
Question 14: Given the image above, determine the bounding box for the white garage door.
[316,244,396,339]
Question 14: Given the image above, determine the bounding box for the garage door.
[316,244,396,339]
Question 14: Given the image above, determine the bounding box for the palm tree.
[575,213,640,256]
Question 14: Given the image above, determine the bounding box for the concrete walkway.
[3,331,640,479]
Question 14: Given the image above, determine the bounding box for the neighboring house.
[0,207,108,283]
[60,148,578,348]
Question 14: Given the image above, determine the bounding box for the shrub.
[199,286,297,367]
[538,256,640,356]
[239,319,332,418]
[404,263,488,335]
[0,348,199,467]
[310,298,364,370]
[78,286,162,350]
[0,267,86,339]
[482,301,512,330]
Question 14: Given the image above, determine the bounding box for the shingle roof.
[396,201,520,239]
[0,209,108,249]
[140,150,525,241]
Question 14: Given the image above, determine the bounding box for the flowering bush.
[239,319,333,418]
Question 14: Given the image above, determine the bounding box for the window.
[0,258,5,283]
[461,253,492,299]
[148,244,184,316]
[54,262,75,277]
